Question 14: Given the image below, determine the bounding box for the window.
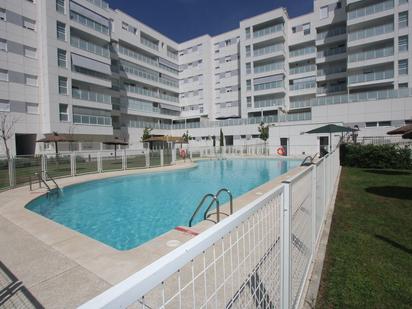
[59,104,69,121]
[379,121,391,127]
[246,27,250,39]
[399,59,408,75]
[0,39,6,52]
[365,122,377,127]
[0,100,10,112]
[320,6,328,19]
[26,103,38,114]
[303,23,310,35]
[399,11,408,28]
[24,46,36,58]
[0,69,8,81]
[399,83,408,88]
[23,18,35,31]
[56,21,66,41]
[57,49,66,68]
[399,36,408,52]
[246,63,251,74]
[56,0,65,13]
[247,96,252,107]
[0,8,6,21]
[292,26,297,33]
[58,76,67,94]
[246,80,251,91]
[25,74,37,86]
[336,2,342,9]
[246,45,251,57]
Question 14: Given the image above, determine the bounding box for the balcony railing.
[72,88,111,104]
[118,45,158,67]
[317,84,347,94]
[290,46,316,58]
[348,0,394,20]
[254,80,284,91]
[348,69,394,84]
[141,36,158,51]
[253,24,284,39]
[317,46,346,58]
[253,62,284,74]
[290,64,316,75]
[73,114,112,126]
[253,43,284,57]
[167,50,178,60]
[70,36,109,58]
[289,80,316,91]
[317,66,346,76]
[85,0,109,9]
[70,11,109,35]
[317,27,346,40]
[348,46,394,63]
[253,98,284,108]
[348,23,394,41]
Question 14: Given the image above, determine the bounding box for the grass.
[317,167,412,308]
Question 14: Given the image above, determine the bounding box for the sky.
[106,0,313,43]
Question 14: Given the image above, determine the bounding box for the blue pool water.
[26,159,299,250]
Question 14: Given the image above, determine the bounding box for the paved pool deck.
[0,158,305,308]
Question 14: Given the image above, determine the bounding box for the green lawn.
[317,167,412,308]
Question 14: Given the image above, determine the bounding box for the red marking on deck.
[175,226,200,236]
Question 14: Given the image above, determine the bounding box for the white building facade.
[0,0,411,156]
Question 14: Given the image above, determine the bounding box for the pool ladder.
[29,171,61,196]
[188,188,233,227]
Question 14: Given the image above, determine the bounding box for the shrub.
[340,143,412,169]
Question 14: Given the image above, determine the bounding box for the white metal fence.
[79,149,341,309]
[0,144,276,191]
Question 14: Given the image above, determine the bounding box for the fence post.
[145,149,150,168]
[97,152,102,173]
[311,165,317,252]
[41,154,47,179]
[281,181,291,309]
[171,145,176,164]
[160,149,164,166]
[8,157,15,188]
[122,149,127,170]
[71,152,76,177]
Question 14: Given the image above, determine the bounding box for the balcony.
[72,88,111,105]
[140,36,158,51]
[253,43,284,57]
[289,80,316,91]
[347,0,394,21]
[85,0,109,9]
[290,64,316,75]
[289,46,316,59]
[253,24,284,39]
[69,10,109,36]
[317,84,347,94]
[317,27,346,41]
[254,80,284,92]
[348,69,394,85]
[348,23,393,42]
[70,36,109,59]
[253,97,284,108]
[253,62,284,75]
[317,46,346,59]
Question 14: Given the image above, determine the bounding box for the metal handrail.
[43,171,60,191]
[189,188,234,227]
[300,153,317,166]
[189,194,217,227]
[207,188,233,218]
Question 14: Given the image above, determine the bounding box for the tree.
[258,122,270,154]
[0,113,18,160]
[219,128,224,147]
[141,127,152,142]
[182,130,191,143]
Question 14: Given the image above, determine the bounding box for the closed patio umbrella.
[305,124,356,152]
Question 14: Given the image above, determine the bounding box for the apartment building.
[0,0,411,156]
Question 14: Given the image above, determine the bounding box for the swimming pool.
[26,159,300,250]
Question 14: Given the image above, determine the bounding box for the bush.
[340,143,412,169]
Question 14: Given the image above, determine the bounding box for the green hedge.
[340,144,412,169]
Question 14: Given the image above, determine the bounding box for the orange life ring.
[179,149,186,158]
[277,147,285,156]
